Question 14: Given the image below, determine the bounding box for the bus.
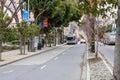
[66,35,77,44]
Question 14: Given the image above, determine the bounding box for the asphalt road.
[0,44,86,80]
[98,43,115,67]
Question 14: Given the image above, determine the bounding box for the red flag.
[43,18,48,28]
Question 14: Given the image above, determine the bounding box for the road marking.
[86,48,90,80]
[54,57,58,60]
[99,53,113,75]
[3,70,14,74]
[40,65,46,70]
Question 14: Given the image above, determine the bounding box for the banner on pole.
[22,10,29,21]
[29,11,35,22]
[43,18,48,27]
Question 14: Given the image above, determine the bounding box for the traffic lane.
[0,45,74,80]
[98,44,114,66]
[15,44,86,80]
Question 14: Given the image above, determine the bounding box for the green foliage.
[2,28,20,42]
[17,21,28,36]
[11,40,20,45]
[3,45,20,51]
[17,21,40,38]
[0,8,11,28]
[0,7,11,43]
[27,23,40,37]
[78,0,117,17]
[57,28,63,33]
[106,24,112,32]
[25,0,81,34]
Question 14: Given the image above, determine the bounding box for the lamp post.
[28,0,29,20]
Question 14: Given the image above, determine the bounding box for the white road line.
[86,47,90,80]
[3,70,14,74]
[40,65,46,70]
[99,53,113,75]
[54,57,58,60]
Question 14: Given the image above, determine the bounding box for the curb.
[0,45,62,67]
[86,48,90,80]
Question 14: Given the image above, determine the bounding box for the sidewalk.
[81,45,115,80]
[0,45,62,67]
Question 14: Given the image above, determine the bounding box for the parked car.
[103,33,116,45]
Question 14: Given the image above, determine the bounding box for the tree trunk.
[90,15,95,53]
[23,37,26,55]
[0,39,2,61]
[29,36,35,52]
[31,36,35,51]
[20,35,26,55]
[54,30,56,46]
[20,36,23,55]
[49,34,51,47]
[114,1,120,79]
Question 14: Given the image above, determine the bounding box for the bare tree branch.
[35,0,49,23]
[6,1,24,27]
[4,1,12,13]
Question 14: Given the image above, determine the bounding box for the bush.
[3,46,20,51]
[11,40,20,45]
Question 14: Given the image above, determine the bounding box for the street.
[98,43,115,67]
[0,44,86,80]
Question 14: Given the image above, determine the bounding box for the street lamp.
[28,0,30,20]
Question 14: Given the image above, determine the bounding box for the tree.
[26,0,81,45]
[27,23,40,51]
[42,1,81,44]
[114,0,120,79]
[0,0,24,60]
[78,0,117,54]
[0,6,11,60]
[17,22,40,54]
[78,0,120,79]
[17,21,28,55]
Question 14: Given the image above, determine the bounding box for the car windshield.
[67,37,75,40]
[110,34,115,39]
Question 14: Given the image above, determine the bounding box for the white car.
[80,39,86,43]
[103,33,116,45]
